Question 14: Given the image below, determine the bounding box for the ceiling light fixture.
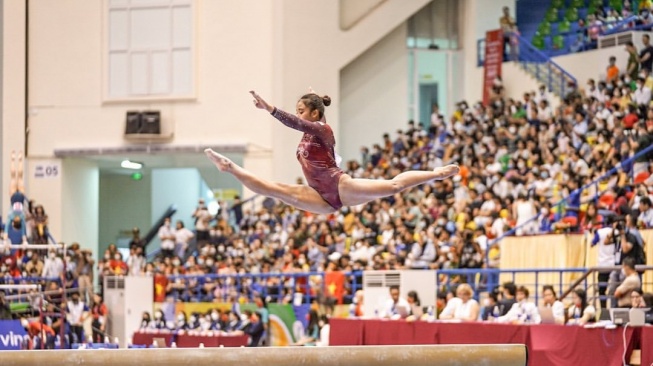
[121,159,143,170]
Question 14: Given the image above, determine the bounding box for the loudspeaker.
[125,111,142,134]
[141,111,161,134]
[125,111,161,135]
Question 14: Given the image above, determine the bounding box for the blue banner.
[0,320,28,350]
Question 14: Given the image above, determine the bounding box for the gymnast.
[204,90,459,214]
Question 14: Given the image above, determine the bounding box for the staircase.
[513,34,576,99]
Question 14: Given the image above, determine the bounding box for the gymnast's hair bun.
[322,95,331,107]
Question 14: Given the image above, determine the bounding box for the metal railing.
[165,271,362,304]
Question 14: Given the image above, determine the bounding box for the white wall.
[464,61,541,104]
[61,159,99,254]
[461,0,515,104]
[1,1,26,218]
[340,24,408,162]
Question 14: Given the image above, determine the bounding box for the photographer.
[606,217,647,307]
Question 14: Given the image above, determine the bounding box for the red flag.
[482,29,504,105]
[325,271,345,304]
[153,273,168,302]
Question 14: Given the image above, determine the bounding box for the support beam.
[0,345,527,366]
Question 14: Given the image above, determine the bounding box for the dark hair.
[573,288,588,310]
[299,93,331,119]
[503,282,517,297]
[407,290,421,306]
[542,285,557,299]
[389,285,400,292]
[517,286,529,298]
[623,256,636,270]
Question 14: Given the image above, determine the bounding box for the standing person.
[91,293,108,343]
[173,220,194,259]
[627,41,640,80]
[158,217,176,259]
[129,227,146,257]
[75,249,95,307]
[205,91,459,215]
[640,34,653,72]
[499,6,516,60]
[66,292,89,344]
[192,199,212,248]
[592,226,617,309]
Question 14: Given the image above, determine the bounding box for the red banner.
[325,271,345,304]
[483,29,504,105]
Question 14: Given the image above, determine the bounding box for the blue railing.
[436,268,588,305]
[166,271,362,304]
[476,33,576,98]
[486,143,653,264]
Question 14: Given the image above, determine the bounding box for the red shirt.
[623,113,639,129]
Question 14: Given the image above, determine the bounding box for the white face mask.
[49,252,56,259]
[211,312,219,321]
[154,312,162,320]
[177,314,185,322]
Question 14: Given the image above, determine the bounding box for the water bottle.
[525,314,531,324]
[349,304,356,319]
[374,309,379,318]
[574,307,580,324]
[492,305,500,322]
[427,306,434,320]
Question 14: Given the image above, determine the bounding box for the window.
[107,0,194,100]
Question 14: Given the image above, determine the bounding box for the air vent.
[364,273,385,287]
[384,273,400,286]
[106,277,125,289]
[363,272,402,287]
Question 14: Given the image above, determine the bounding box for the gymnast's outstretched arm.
[249,91,329,137]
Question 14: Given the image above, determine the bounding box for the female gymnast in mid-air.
[204,90,460,214]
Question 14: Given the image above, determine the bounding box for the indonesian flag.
[325,271,345,304]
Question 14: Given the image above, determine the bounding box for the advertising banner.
[483,29,504,105]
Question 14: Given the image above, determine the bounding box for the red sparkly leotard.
[271,108,345,210]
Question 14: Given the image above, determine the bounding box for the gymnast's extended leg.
[204,149,335,214]
[338,164,460,207]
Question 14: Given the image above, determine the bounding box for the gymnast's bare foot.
[433,164,460,180]
[204,148,233,172]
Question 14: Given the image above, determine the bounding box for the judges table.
[132,330,248,348]
[330,319,645,366]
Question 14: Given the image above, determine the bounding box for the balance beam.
[0,344,527,366]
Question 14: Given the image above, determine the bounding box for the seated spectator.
[498,286,540,324]
[498,282,517,316]
[140,312,152,329]
[541,285,565,325]
[439,284,479,321]
[91,293,108,343]
[566,288,596,325]
[235,310,265,347]
[481,288,501,321]
[292,309,320,346]
[380,285,410,319]
[151,309,168,330]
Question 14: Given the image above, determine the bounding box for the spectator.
[626,42,640,80]
[158,217,175,259]
[75,249,94,306]
[126,245,146,275]
[541,285,565,324]
[42,249,64,279]
[566,288,596,325]
[641,34,653,72]
[192,199,212,248]
[499,6,516,60]
[24,252,44,276]
[91,293,108,343]
[140,312,152,329]
[607,56,620,83]
[498,282,517,316]
[630,288,646,308]
[638,197,653,227]
[439,284,480,321]
[129,228,146,256]
[242,310,265,347]
[381,285,410,319]
[174,220,194,259]
[66,291,89,344]
[32,205,49,244]
[499,286,540,324]
[614,257,641,307]
[292,309,320,346]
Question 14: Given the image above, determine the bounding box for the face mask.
[197,258,205,265]
[154,312,162,320]
[26,251,33,258]
[211,313,219,321]
[172,260,181,266]
[541,208,549,215]
[218,245,225,253]
[209,247,217,255]
[517,162,525,169]
[177,314,185,322]
[206,260,215,267]
[189,316,197,323]
[617,81,624,87]
[598,136,606,143]
[114,255,121,261]
[49,252,56,259]
[21,319,29,328]
[104,254,111,260]
[0,265,6,272]
[509,126,517,134]
[298,258,307,265]
[625,77,631,83]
